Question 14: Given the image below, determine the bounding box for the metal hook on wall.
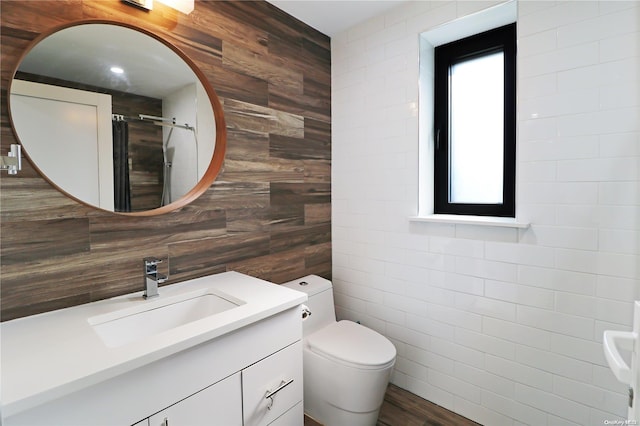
[0,144,22,175]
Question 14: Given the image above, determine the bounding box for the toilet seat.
[306,320,396,370]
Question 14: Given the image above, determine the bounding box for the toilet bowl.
[283,275,396,426]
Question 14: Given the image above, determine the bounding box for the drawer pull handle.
[264,379,294,410]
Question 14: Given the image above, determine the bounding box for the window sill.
[409,214,529,229]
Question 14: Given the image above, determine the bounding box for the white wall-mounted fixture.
[157,0,194,14]
[122,0,194,14]
[0,144,22,175]
[603,300,640,422]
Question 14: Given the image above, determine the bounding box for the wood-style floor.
[304,384,480,426]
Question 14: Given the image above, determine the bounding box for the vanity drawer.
[269,401,303,426]
[242,341,303,426]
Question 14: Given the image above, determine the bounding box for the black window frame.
[433,23,516,217]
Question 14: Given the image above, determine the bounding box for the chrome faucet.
[143,257,167,299]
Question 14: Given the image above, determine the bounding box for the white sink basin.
[89,290,245,348]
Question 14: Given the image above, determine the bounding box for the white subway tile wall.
[332,1,640,424]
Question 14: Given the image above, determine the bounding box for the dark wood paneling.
[228,248,306,284]
[222,40,303,96]
[271,182,331,206]
[270,223,331,254]
[1,218,90,264]
[0,178,89,220]
[270,134,327,160]
[271,204,305,228]
[210,67,269,106]
[304,203,330,225]
[226,207,270,233]
[304,241,331,277]
[0,0,331,321]
[224,98,304,137]
[303,159,331,183]
[168,232,271,280]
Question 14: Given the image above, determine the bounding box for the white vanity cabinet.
[4,307,304,426]
[243,341,303,426]
[135,341,303,426]
[146,373,243,426]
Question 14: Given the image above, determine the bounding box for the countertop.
[1,271,307,418]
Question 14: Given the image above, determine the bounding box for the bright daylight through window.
[433,23,516,217]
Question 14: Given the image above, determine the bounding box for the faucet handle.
[144,258,163,273]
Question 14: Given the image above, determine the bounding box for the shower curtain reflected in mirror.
[112,120,131,212]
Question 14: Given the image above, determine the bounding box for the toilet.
[283,275,396,426]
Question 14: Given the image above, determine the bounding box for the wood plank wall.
[0,0,331,321]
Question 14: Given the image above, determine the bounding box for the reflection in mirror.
[9,22,221,214]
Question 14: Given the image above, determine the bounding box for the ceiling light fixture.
[122,0,194,14]
[110,66,125,74]
[156,0,194,14]
[122,0,153,11]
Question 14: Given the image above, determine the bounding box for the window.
[433,23,516,217]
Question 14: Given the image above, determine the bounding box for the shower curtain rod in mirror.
[111,113,194,131]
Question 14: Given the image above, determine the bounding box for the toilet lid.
[306,320,396,369]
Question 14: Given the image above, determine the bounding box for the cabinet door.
[148,373,242,426]
[10,79,114,210]
[242,341,303,426]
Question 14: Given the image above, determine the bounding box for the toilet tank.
[282,275,336,336]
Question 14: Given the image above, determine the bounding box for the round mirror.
[8,20,226,215]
